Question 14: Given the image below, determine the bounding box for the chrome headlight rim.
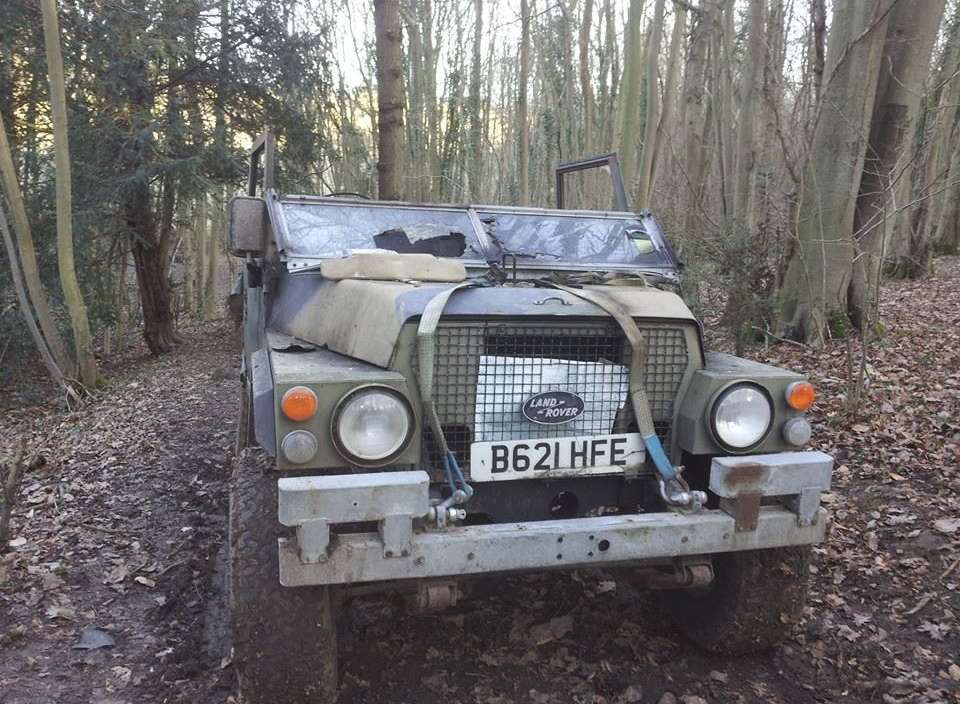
[331,385,415,467]
[708,381,774,453]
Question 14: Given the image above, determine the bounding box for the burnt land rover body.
[228,138,832,703]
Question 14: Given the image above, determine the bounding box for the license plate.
[469,433,644,482]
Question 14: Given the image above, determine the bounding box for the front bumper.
[277,451,833,587]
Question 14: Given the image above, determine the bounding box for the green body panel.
[270,340,421,471]
[674,352,807,455]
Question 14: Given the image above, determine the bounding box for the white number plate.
[469,433,644,482]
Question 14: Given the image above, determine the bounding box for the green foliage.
[827,309,852,339]
[0,0,334,351]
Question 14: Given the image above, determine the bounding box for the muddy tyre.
[236,379,255,452]
[662,546,811,654]
[229,449,338,703]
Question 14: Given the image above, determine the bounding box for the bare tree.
[732,0,765,231]
[0,201,66,387]
[466,0,483,198]
[578,0,596,155]
[374,0,405,200]
[890,5,960,273]
[0,112,72,375]
[518,0,531,203]
[615,0,647,187]
[40,0,98,387]
[681,0,716,235]
[851,0,945,316]
[778,0,893,344]
[634,0,666,210]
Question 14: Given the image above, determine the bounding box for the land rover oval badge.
[522,391,585,425]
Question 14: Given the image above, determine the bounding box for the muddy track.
[3,260,960,704]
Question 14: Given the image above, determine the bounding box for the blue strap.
[643,433,678,482]
[444,451,474,499]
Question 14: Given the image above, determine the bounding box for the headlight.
[711,383,773,450]
[333,387,413,465]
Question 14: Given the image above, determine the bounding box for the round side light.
[281,430,319,464]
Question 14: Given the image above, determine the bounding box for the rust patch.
[734,491,762,532]
[723,463,770,492]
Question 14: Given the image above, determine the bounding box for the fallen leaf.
[74,627,115,650]
[933,518,960,534]
[110,666,132,687]
[134,576,156,588]
[45,605,77,621]
[530,615,574,645]
[917,621,950,641]
[105,564,128,585]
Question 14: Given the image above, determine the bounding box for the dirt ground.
[1,259,959,704]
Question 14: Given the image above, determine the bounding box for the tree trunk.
[615,0,646,189]
[40,0,98,387]
[196,194,209,316]
[634,0,666,211]
[0,201,66,386]
[810,0,827,106]
[716,0,736,224]
[578,0,595,156]
[850,0,945,323]
[374,0,405,200]
[601,0,618,151]
[777,0,892,344]
[0,112,72,374]
[933,130,960,253]
[682,0,715,236]
[890,5,960,274]
[466,0,483,198]
[732,0,765,232]
[648,2,685,205]
[204,189,220,320]
[518,0,531,204]
[127,176,178,355]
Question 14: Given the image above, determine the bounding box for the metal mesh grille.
[422,320,689,469]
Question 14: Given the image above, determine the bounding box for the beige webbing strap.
[545,283,659,442]
[417,282,477,456]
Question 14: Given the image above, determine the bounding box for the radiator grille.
[422,320,689,469]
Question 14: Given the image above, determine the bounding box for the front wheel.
[229,449,339,703]
[661,546,811,654]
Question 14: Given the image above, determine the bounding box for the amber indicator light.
[785,381,815,411]
[281,386,318,421]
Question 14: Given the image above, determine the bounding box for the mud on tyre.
[229,449,338,703]
[661,546,811,655]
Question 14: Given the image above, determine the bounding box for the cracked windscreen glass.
[281,202,486,259]
[478,211,675,268]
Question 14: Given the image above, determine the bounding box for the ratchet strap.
[417,279,690,506]
[543,282,679,483]
[418,282,477,499]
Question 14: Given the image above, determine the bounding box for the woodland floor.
[1,259,959,704]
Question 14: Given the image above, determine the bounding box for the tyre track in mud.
[0,322,238,704]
